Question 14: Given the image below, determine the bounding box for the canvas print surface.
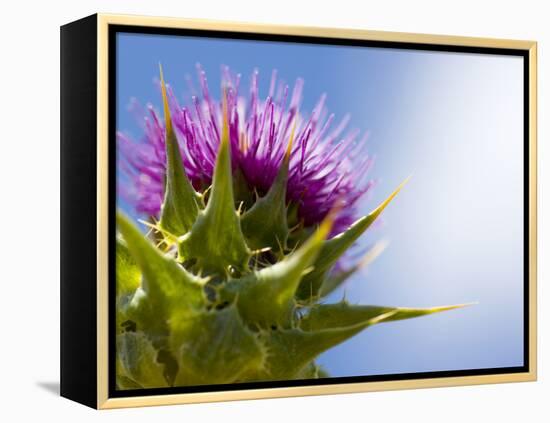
[114,31,525,391]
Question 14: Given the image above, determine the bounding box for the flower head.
[114,65,457,390]
[117,65,375,236]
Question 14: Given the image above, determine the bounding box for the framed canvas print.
[60,14,537,409]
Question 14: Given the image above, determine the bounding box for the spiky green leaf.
[300,301,467,332]
[117,212,205,307]
[241,126,295,252]
[256,300,465,380]
[179,98,251,276]
[296,178,409,300]
[158,65,203,238]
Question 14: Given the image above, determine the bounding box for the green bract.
[115,68,464,389]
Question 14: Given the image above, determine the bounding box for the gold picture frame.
[60,13,537,409]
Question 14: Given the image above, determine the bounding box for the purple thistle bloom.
[117,65,375,236]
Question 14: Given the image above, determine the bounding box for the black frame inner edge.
[107,24,530,398]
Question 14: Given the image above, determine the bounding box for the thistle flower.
[114,65,466,390]
[117,65,375,236]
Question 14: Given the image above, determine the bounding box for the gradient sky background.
[116,32,525,377]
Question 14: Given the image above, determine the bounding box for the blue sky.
[116,32,525,377]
